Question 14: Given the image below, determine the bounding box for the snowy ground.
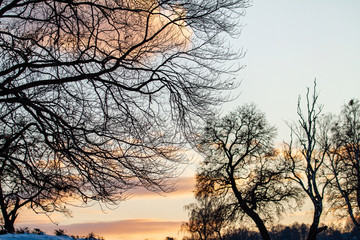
[0,233,98,240]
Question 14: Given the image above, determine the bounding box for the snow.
[0,233,97,240]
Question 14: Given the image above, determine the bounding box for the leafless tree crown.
[328,98,360,230]
[0,0,249,232]
[196,104,301,240]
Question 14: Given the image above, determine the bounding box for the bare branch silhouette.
[0,0,249,232]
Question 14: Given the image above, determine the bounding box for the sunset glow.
[4,0,360,239]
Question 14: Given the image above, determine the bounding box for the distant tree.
[283,82,331,240]
[182,175,238,240]
[327,99,360,231]
[196,103,301,240]
[0,0,249,232]
[219,222,359,240]
[317,226,342,240]
[223,227,261,240]
[213,221,360,240]
[279,226,301,240]
[269,223,308,240]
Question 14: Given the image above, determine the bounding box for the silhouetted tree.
[0,0,249,232]
[284,82,331,240]
[197,103,301,240]
[0,151,72,233]
[327,99,360,231]
[223,227,261,240]
[270,222,308,240]
[182,175,238,240]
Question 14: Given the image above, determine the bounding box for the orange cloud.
[129,176,196,198]
[50,1,191,60]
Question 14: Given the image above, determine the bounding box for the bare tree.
[327,99,360,230]
[196,103,301,240]
[0,0,249,232]
[182,175,238,240]
[0,125,74,233]
[284,82,331,240]
[182,194,232,240]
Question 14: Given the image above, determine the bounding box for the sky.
[15,1,360,240]
[0,233,89,240]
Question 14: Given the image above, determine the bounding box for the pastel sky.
[16,1,360,240]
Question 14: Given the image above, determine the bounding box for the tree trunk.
[230,175,271,240]
[246,209,271,240]
[216,230,223,240]
[3,216,15,233]
[307,222,319,240]
[306,203,325,240]
[0,185,18,234]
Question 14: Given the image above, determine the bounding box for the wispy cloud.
[129,176,195,198]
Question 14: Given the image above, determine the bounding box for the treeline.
[182,82,360,240]
[223,223,360,240]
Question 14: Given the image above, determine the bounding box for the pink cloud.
[15,176,196,239]
[18,219,185,240]
[66,219,181,234]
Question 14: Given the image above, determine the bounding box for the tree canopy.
[0,0,249,232]
[195,104,301,240]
